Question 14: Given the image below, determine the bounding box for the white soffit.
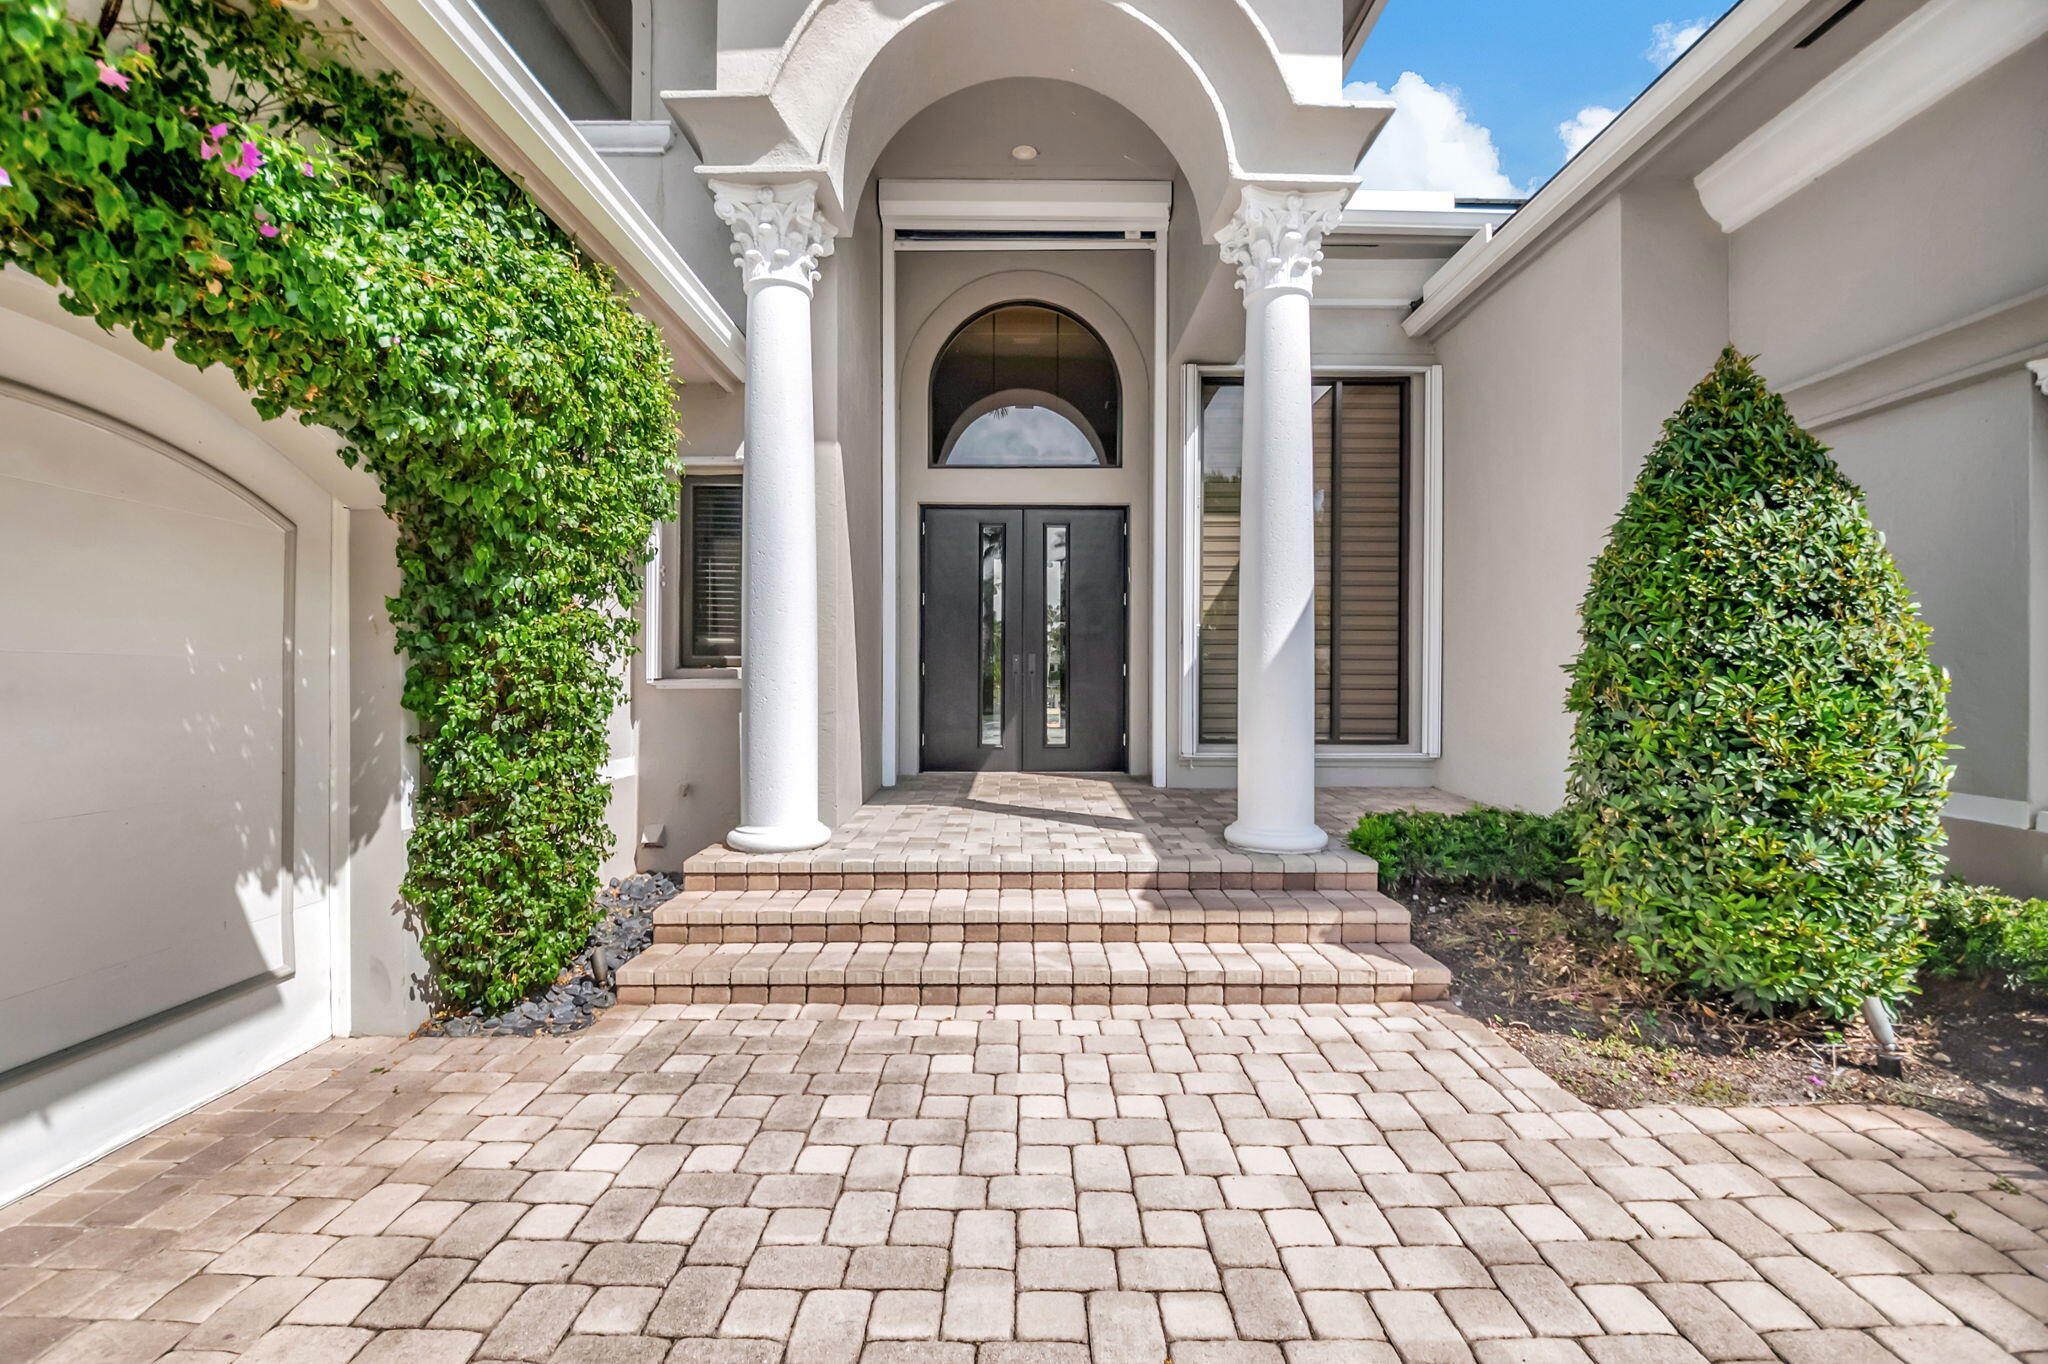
[880,180,1173,233]
[329,0,744,388]
[1696,0,2048,233]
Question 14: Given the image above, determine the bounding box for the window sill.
[648,668,740,691]
[1180,747,1438,767]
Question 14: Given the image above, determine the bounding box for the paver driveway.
[3,1002,2046,1363]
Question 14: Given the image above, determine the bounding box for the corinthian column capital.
[1216,185,1348,298]
[709,178,836,293]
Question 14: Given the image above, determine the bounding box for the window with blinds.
[682,478,742,668]
[1198,377,1408,745]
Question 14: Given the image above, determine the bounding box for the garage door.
[0,385,296,1077]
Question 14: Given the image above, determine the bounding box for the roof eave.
[1402,0,1820,339]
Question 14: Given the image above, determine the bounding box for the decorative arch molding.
[665,0,1384,234]
[901,270,1150,443]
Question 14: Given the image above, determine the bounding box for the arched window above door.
[931,303,1119,467]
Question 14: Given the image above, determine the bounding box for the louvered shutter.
[1197,378,1408,745]
[1330,381,1406,742]
[684,479,742,667]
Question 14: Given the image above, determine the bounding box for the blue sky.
[1343,1,1736,196]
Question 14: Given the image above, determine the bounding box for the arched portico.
[689,1,1381,853]
[666,0,1386,235]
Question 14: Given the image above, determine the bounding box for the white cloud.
[1647,17,1710,66]
[1346,72,1520,197]
[1557,106,1618,160]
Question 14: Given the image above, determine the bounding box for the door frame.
[879,180,1170,786]
[918,503,1130,774]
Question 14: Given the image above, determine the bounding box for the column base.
[1223,820,1329,855]
[726,820,832,854]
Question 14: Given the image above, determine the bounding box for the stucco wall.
[1432,201,1628,812]
[1723,36,2048,889]
[1818,376,2035,802]
[630,380,747,868]
[1728,40,2048,386]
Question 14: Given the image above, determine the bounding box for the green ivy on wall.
[1,0,679,1010]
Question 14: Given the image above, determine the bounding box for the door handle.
[1028,653,1039,678]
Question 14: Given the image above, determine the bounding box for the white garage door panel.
[0,393,294,1076]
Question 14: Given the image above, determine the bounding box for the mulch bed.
[1401,883,2048,1169]
[417,872,673,1038]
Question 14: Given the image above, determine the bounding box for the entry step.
[653,887,1410,946]
[615,937,1451,1006]
[678,850,1376,892]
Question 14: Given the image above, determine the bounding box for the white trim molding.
[1176,363,1445,770]
[1696,0,2048,233]
[878,180,1171,235]
[1945,792,2036,831]
[877,181,1171,788]
[1781,286,2048,430]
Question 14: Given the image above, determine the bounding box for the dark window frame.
[1197,374,1412,747]
[929,301,1122,469]
[679,475,743,670]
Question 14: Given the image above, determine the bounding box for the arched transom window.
[930,303,1119,467]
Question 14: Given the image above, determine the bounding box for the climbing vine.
[1,0,680,1009]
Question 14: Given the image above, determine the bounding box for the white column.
[1217,186,1346,855]
[711,179,836,853]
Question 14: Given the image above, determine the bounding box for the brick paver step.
[652,886,1412,946]
[680,854,1379,892]
[673,772,1447,891]
[614,936,1452,1005]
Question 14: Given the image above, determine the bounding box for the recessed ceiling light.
[1010,144,1039,162]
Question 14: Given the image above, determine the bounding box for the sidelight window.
[1197,377,1409,745]
[978,522,1005,746]
[1043,523,1070,748]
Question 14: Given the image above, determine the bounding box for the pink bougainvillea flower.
[200,123,229,160]
[96,61,130,91]
[258,221,280,238]
[228,141,264,181]
[133,41,152,56]
[0,169,11,189]
[300,162,316,177]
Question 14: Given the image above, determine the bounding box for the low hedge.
[1924,884,2048,992]
[1348,807,1574,897]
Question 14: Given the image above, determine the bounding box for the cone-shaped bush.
[1565,347,1951,1017]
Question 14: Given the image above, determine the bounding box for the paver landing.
[4,1002,2045,1364]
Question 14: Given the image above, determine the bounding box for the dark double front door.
[921,506,1127,772]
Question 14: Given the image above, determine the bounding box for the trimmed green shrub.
[1349,807,1575,896]
[1565,347,1951,1018]
[1924,883,2048,991]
